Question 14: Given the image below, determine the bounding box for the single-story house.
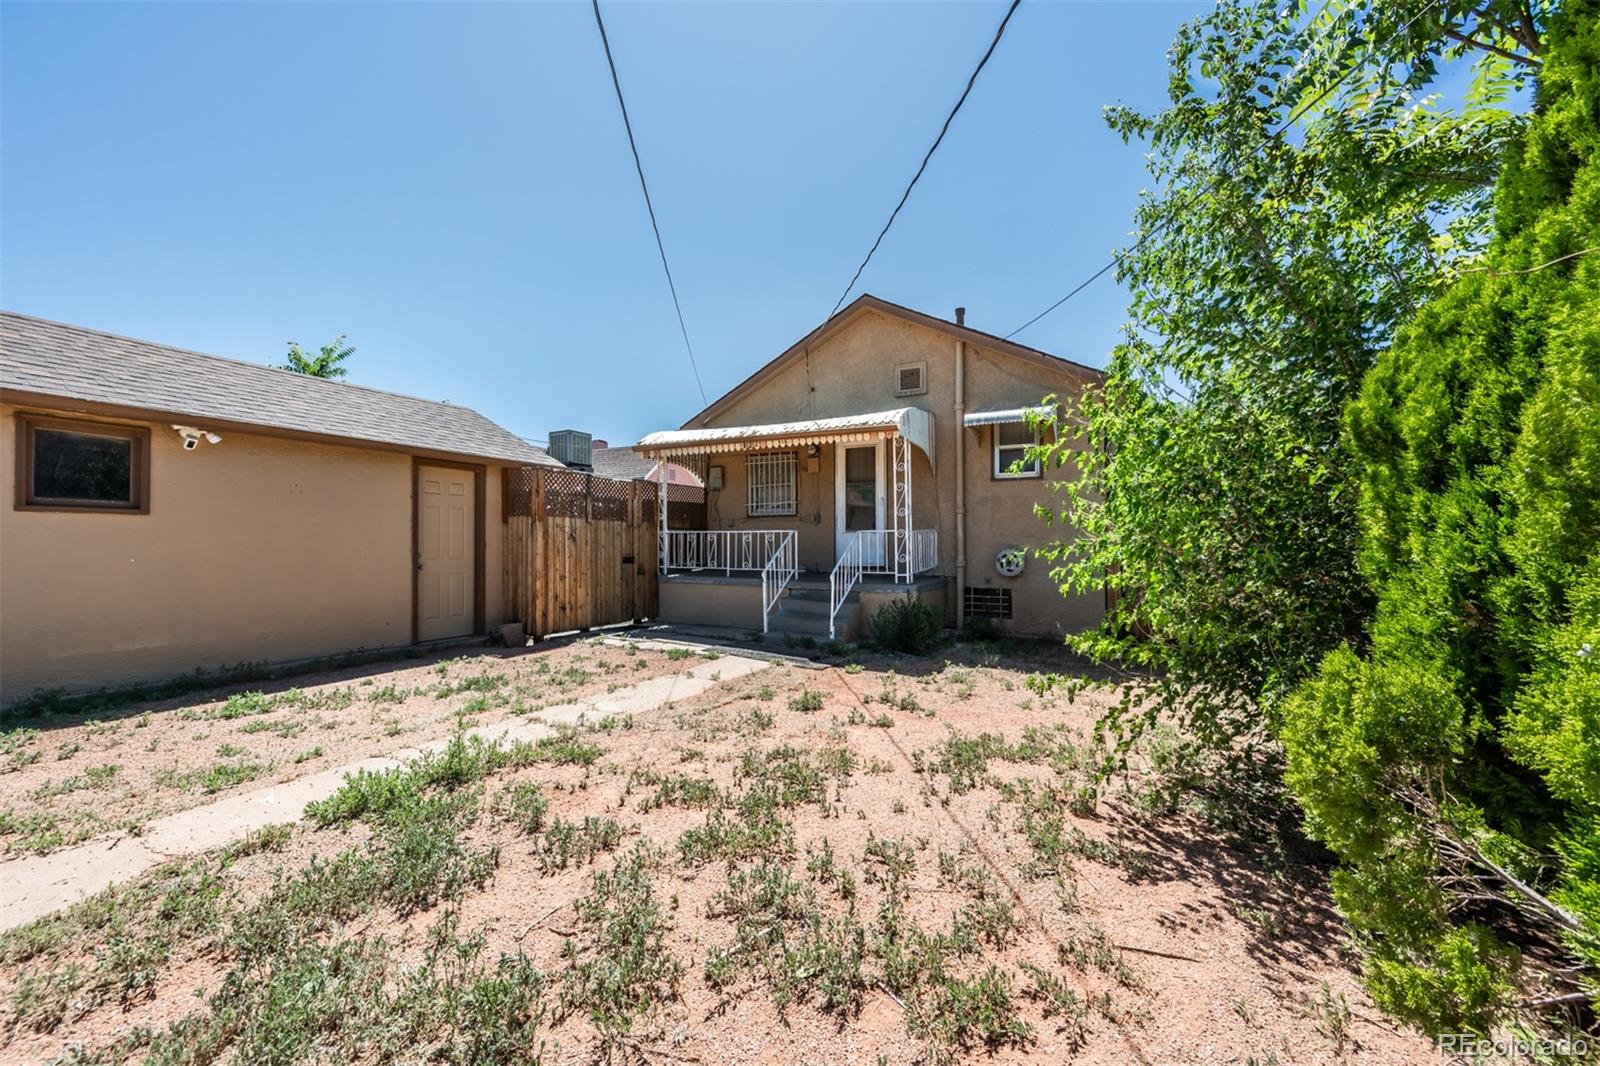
[0,311,560,704]
[634,294,1106,640]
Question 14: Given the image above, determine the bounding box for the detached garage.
[0,311,559,704]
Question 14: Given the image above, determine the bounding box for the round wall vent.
[995,547,1026,578]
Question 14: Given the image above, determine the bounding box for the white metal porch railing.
[759,532,798,634]
[844,529,940,578]
[660,529,797,575]
[827,529,938,638]
[828,535,864,641]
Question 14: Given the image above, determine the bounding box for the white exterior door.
[417,464,476,641]
[835,442,886,568]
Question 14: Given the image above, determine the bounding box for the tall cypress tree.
[1283,0,1599,1034]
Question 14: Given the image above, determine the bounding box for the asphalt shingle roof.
[589,446,656,480]
[0,312,559,466]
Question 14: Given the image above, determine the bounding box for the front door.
[417,464,476,641]
[835,442,886,568]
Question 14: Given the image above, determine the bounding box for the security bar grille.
[746,452,797,516]
[963,586,1013,620]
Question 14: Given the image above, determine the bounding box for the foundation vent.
[963,586,1013,620]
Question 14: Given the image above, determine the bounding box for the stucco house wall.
[0,403,512,701]
[684,307,1103,637]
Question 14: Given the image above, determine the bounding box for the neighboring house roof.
[639,407,936,467]
[590,446,704,486]
[0,311,559,467]
[589,446,657,480]
[686,294,1104,428]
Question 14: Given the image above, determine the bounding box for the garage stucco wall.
[0,404,509,703]
[689,308,1104,637]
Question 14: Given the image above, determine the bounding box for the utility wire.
[827,0,1023,321]
[591,0,708,406]
[1004,2,1440,340]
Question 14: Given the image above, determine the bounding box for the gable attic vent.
[895,362,927,397]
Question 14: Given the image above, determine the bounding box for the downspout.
[953,306,967,632]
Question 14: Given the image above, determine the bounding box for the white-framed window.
[993,422,1041,479]
[746,451,797,516]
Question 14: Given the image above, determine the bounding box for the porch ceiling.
[636,407,935,469]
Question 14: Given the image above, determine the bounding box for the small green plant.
[679,801,794,866]
[537,816,625,871]
[197,759,267,793]
[906,965,1032,1061]
[1313,981,1351,1054]
[870,597,944,654]
[788,688,824,713]
[495,782,551,833]
[530,726,603,766]
[557,845,685,1049]
[1020,963,1088,1039]
[634,772,722,812]
[863,834,917,898]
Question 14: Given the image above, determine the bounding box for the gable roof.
[686,294,1104,428]
[0,311,559,467]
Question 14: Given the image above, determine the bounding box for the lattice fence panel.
[502,466,659,637]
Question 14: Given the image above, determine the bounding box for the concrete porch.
[659,571,946,643]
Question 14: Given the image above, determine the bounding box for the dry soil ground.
[0,638,1436,1064]
[0,640,686,858]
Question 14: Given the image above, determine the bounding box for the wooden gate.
[503,467,660,639]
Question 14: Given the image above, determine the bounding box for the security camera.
[172,425,222,450]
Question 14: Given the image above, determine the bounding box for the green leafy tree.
[281,335,355,380]
[1033,0,1545,765]
[1283,0,1597,1034]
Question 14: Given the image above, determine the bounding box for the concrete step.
[768,613,840,638]
[776,597,836,617]
[783,586,859,604]
[771,598,856,638]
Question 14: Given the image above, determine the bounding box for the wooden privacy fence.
[503,467,661,639]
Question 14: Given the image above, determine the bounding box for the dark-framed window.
[15,414,150,513]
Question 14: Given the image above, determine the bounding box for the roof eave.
[0,387,556,468]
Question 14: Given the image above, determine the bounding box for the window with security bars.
[964,586,1013,619]
[746,452,797,516]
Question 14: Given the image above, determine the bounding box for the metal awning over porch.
[635,407,935,470]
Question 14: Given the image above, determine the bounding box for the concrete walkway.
[0,651,771,934]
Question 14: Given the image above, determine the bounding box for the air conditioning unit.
[548,429,593,469]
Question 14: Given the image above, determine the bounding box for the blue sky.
[3,0,1205,446]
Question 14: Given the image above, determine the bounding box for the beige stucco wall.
[0,404,509,703]
[691,309,1103,637]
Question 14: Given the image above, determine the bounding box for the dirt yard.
[0,639,1436,1064]
[0,640,688,858]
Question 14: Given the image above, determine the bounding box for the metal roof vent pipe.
[955,306,966,326]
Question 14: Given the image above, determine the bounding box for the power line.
[591,0,708,406]
[1004,2,1440,341]
[827,0,1023,321]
